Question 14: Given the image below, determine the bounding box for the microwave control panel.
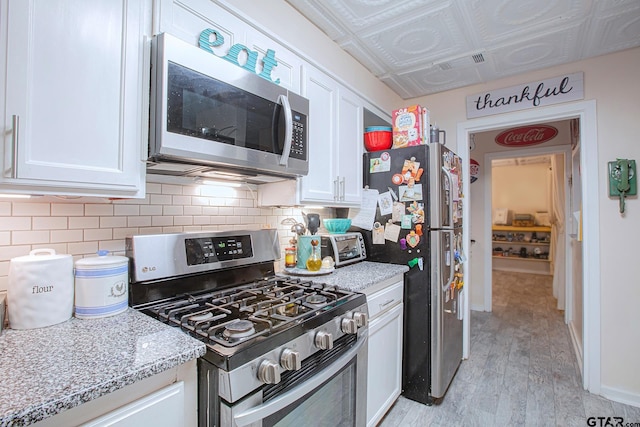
[289,112,307,160]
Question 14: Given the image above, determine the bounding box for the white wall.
[492,163,551,216]
[406,47,640,402]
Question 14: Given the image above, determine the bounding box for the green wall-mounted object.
[608,159,636,214]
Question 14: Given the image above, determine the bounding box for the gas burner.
[223,319,256,339]
[189,311,214,322]
[306,294,328,306]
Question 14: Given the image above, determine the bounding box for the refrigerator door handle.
[442,229,455,292]
[441,166,454,228]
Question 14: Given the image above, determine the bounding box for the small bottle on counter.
[285,247,297,268]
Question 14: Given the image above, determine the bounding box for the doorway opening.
[456,100,599,393]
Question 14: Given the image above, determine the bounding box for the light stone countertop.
[281,261,409,292]
[0,261,405,426]
[0,309,206,427]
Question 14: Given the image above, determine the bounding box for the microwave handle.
[277,94,293,166]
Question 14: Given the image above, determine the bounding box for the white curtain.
[551,154,566,310]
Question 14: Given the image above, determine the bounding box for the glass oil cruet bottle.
[306,239,322,271]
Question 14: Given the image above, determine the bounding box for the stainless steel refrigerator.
[359,143,464,405]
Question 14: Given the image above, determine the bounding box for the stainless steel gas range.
[126,229,368,427]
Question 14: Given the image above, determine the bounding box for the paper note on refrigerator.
[349,188,379,231]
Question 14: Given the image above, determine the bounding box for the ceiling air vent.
[472,53,485,63]
[439,62,452,70]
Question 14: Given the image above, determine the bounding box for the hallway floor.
[378,270,640,426]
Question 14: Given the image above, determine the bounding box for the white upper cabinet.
[0,0,149,198]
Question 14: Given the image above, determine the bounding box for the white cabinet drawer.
[366,280,403,319]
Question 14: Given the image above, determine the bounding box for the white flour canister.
[8,249,74,329]
[74,250,129,319]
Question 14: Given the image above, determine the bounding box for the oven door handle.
[233,334,367,427]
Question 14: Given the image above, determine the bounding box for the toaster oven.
[320,232,366,267]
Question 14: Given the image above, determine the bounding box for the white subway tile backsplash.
[162,205,183,216]
[113,228,139,240]
[202,206,219,216]
[152,216,173,226]
[161,184,183,195]
[84,228,113,241]
[191,196,210,206]
[127,216,151,227]
[85,204,114,216]
[114,205,140,216]
[51,203,84,216]
[33,217,68,230]
[98,239,126,254]
[69,217,99,229]
[150,194,172,205]
[0,202,11,216]
[0,244,33,261]
[146,182,162,194]
[12,230,50,245]
[50,229,83,243]
[68,241,99,255]
[171,195,191,205]
[141,205,164,216]
[174,216,194,226]
[184,206,202,215]
[13,202,51,216]
[193,216,212,225]
[0,261,8,277]
[0,217,31,231]
[100,216,127,229]
[0,185,335,286]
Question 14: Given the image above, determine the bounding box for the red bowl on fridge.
[364,126,392,151]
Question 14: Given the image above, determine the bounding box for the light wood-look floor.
[378,270,640,426]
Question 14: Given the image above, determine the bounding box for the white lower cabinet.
[81,382,184,427]
[32,360,198,427]
[365,278,404,427]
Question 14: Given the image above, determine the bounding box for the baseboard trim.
[600,385,640,409]
[568,321,584,383]
[470,303,485,312]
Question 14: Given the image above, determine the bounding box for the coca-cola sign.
[495,125,558,147]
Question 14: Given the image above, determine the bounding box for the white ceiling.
[286,0,640,99]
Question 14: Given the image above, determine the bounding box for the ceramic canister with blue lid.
[74,250,129,319]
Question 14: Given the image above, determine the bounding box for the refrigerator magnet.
[392,202,405,222]
[399,182,423,202]
[391,174,403,185]
[384,222,401,242]
[369,155,390,173]
[401,215,412,229]
[372,222,385,244]
[406,230,420,248]
[408,201,424,224]
[378,192,394,216]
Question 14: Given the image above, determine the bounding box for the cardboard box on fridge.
[392,105,431,148]
[392,105,423,148]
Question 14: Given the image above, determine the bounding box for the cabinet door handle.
[11,115,19,178]
[340,177,345,201]
[379,299,395,309]
[333,177,339,201]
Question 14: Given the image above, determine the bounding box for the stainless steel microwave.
[148,33,309,184]
[320,232,367,267]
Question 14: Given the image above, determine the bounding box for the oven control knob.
[280,348,302,371]
[258,360,281,384]
[341,318,358,334]
[353,312,368,328]
[314,331,333,350]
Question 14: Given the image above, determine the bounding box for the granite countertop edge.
[0,309,206,427]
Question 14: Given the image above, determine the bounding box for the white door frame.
[456,100,600,393]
